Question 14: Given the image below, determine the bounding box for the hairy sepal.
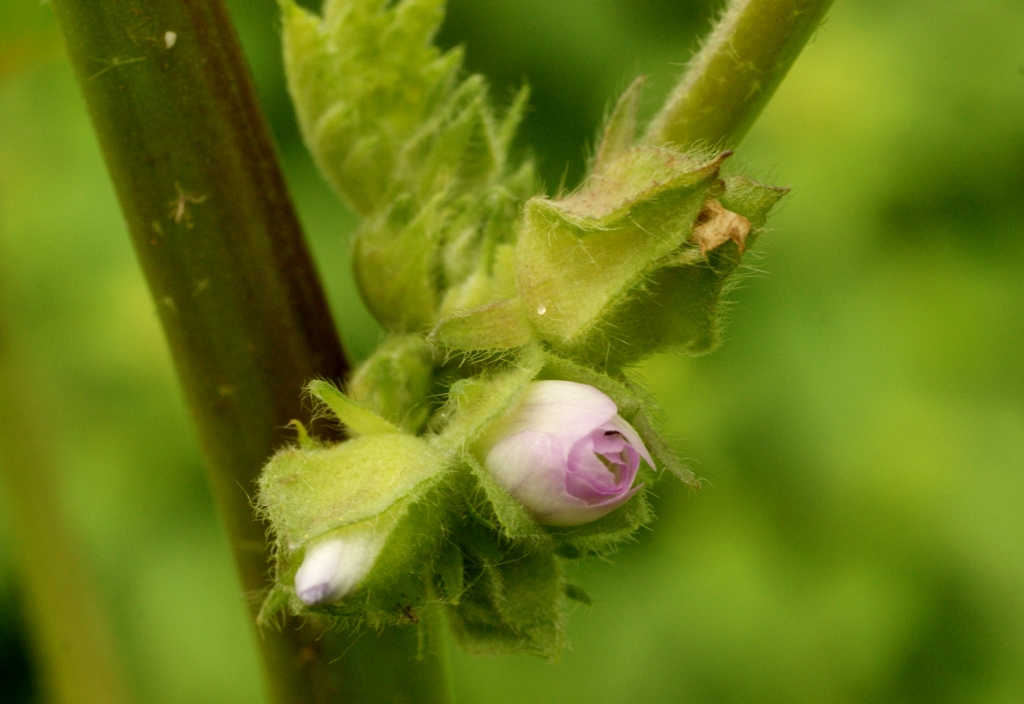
[257,432,449,625]
[446,521,567,659]
[518,148,714,360]
[282,0,537,333]
[430,145,783,368]
[348,334,435,433]
[281,0,460,215]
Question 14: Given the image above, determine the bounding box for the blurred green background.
[2,0,1023,701]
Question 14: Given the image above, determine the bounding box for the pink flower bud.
[479,380,652,527]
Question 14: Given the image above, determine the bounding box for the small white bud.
[294,529,386,605]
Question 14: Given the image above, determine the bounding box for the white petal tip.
[293,531,385,606]
[297,583,333,606]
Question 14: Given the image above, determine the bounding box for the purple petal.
[602,414,655,469]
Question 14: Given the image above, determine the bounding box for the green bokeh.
[1,0,1023,702]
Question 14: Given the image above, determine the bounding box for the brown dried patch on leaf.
[690,199,752,256]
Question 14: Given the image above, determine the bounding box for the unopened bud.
[477,380,652,526]
[294,529,386,605]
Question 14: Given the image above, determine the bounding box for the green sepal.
[281,0,462,215]
[433,345,545,449]
[353,193,444,332]
[348,334,434,433]
[333,495,447,627]
[430,346,554,543]
[574,174,787,368]
[546,488,652,557]
[258,433,445,548]
[719,174,789,228]
[435,541,465,605]
[257,432,451,626]
[285,419,317,449]
[446,522,566,659]
[515,148,723,354]
[290,493,449,628]
[460,455,545,542]
[631,411,697,486]
[429,299,534,352]
[308,379,401,436]
[514,150,785,370]
[256,584,292,627]
[403,74,498,199]
[592,75,646,176]
[564,584,592,605]
[436,186,529,318]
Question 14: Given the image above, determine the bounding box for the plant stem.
[0,265,131,704]
[645,0,836,149]
[47,1,451,701]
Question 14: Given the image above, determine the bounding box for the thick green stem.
[0,266,131,704]
[645,0,836,149]
[48,0,450,701]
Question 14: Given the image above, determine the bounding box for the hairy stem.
[645,0,836,149]
[48,0,450,701]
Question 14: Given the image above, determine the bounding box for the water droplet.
[536,305,547,316]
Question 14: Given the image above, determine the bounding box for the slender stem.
[0,266,131,704]
[645,0,836,149]
[47,1,451,701]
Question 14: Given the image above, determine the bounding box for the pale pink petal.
[480,381,652,527]
[602,414,654,468]
[486,431,587,518]
[492,380,617,440]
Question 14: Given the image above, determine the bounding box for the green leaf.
[308,379,401,436]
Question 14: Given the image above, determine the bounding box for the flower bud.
[294,528,386,605]
[477,380,652,527]
[257,412,450,619]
